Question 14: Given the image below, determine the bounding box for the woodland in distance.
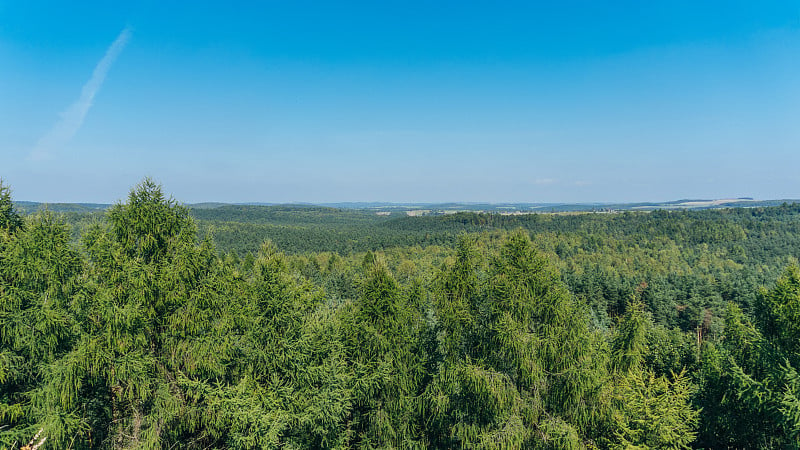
[4,178,800,449]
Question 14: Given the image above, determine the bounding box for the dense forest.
[3,179,800,449]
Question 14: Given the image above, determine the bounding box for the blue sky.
[2,1,799,203]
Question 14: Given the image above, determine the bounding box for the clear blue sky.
[2,1,799,203]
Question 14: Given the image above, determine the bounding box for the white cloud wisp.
[31,27,131,160]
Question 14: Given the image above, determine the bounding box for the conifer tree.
[221,240,350,448]
[694,268,800,447]
[486,230,607,445]
[341,255,427,447]
[607,301,699,449]
[0,180,22,233]
[427,230,608,448]
[0,211,85,446]
[71,179,207,447]
[609,368,697,449]
[756,264,800,361]
[611,300,649,374]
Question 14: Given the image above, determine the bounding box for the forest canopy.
[2,179,800,448]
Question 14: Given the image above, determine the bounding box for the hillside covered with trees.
[3,179,800,448]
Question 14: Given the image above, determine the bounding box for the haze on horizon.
[2,1,799,204]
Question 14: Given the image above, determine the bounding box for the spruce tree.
[0,211,85,447]
[0,180,22,233]
[341,255,427,447]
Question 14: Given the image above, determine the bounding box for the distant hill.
[13,201,111,214]
[14,198,800,216]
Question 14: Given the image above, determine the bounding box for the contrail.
[30,26,131,160]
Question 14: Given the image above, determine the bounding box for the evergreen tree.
[607,302,699,449]
[695,268,800,448]
[341,255,427,447]
[0,211,85,446]
[609,368,697,449]
[756,264,800,361]
[611,300,649,374]
[0,181,22,233]
[427,230,609,448]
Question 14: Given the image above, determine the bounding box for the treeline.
[188,204,800,256]
[195,201,800,338]
[3,180,800,448]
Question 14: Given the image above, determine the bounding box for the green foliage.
[756,264,800,360]
[607,302,699,449]
[7,178,800,448]
[434,235,481,363]
[643,325,698,378]
[487,231,607,430]
[0,211,85,447]
[694,296,800,448]
[0,180,23,233]
[108,178,195,264]
[609,368,698,449]
[426,230,610,448]
[611,301,650,373]
[340,257,429,448]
